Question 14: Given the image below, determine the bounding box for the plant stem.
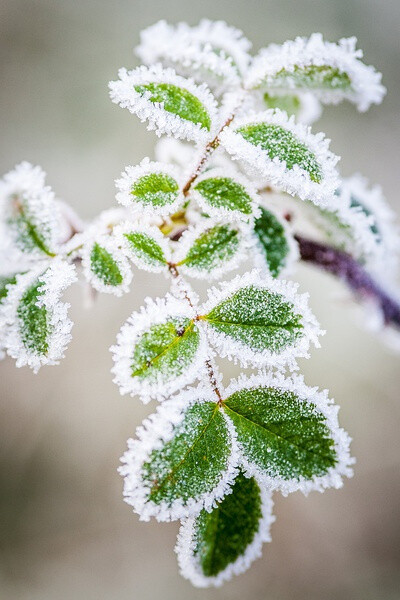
[296,235,400,328]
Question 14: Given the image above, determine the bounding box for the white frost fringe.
[201,269,323,371]
[119,387,240,521]
[224,371,355,496]
[110,295,208,402]
[114,221,171,273]
[1,259,77,372]
[175,479,274,587]
[245,34,386,112]
[136,20,251,93]
[220,109,340,208]
[109,64,218,143]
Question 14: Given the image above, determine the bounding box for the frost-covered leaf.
[220,110,339,207]
[111,296,207,401]
[192,169,260,221]
[0,274,18,303]
[173,222,247,280]
[246,34,385,111]
[82,236,132,296]
[263,91,322,124]
[109,65,217,142]
[115,158,183,217]
[176,470,274,587]
[201,270,322,370]
[0,259,77,372]
[0,162,62,257]
[253,206,298,277]
[119,390,239,521]
[117,223,171,273]
[136,20,251,93]
[223,373,354,495]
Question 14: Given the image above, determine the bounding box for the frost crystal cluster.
[1,20,398,587]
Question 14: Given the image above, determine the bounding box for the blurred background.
[1,1,400,598]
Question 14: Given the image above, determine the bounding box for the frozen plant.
[1,20,399,587]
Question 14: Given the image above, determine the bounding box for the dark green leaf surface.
[269,64,352,92]
[131,172,179,207]
[193,471,262,577]
[205,285,303,354]
[236,123,322,183]
[194,177,253,215]
[16,281,48,355]
[224,386,337,480]
[178,225,240,272]
[90,243,123,286]
[130,318,200,383]
[134,82,211,130]
[142,402,230,505]
[124,231,167,267]
[254,206,291,277]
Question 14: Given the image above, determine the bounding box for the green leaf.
[7,206,56,257]
[134,82,211,131]
[130,317,200,384]
[177,225,240,274]
[131,172,179,208]
[263,92,302,116]
[223,386,337,481]
[204,284,303,355]
[90,242,123,287]
[141,401,231,509]
[124,231,168,269]
[254,206,292,277]
[16,281,48,355]
[236,123,322,183]
[194,177,254,216]
[190,471,262,578]
[0,275,18,303]
[269,65,351,93]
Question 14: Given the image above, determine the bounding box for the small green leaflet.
[253,206,292,277]
[194,177,254,217]
[120,398,236,520]
[263,92,302,116]
[130,317,200,383]
[123,231,168,270]
[7,199,56,257]
[223,386,337,482]
[176,225,241,276]
[16,280,48,355]
[204,284,303,356]
[131,172,179,208]
[187,472,263,580]
[90,242,123,287]
[134,82,211,131]
[236,123,322,183]
[267,65,352,93]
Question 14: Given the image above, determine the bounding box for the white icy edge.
[109,64,218,143]
[224,371,355,496]
[175,476,274,587]
[114,221,171,273]
[201,269,324,371]
[172,219,252,281]
[0,161,62,256]
[135,20,251,92]
[110,295,208,402]
[219,109,340,208]
[245,34,386,112]
[118,386,240,521]
[81,233,132,296]
[191,166,261,222]
[333,174,399,268]
[115,157,184,218]
[0,259,77,372]
[251,205,299,278]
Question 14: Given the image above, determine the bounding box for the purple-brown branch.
[295,235,400,329]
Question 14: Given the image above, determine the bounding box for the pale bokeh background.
[1,1,400,599]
